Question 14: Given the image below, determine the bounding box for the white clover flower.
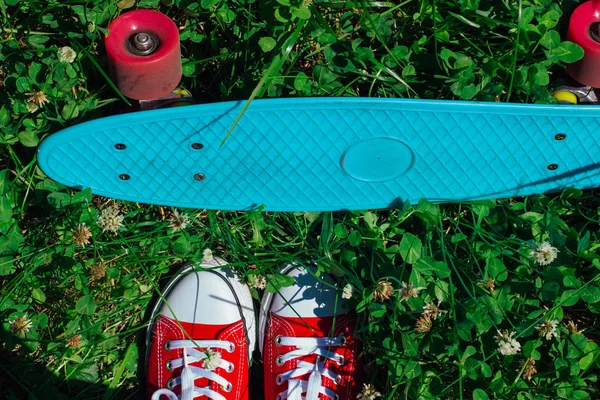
[520,358,537,381]
[565,320,581,334]
[249,274,267,290]
[342,283,353,299]
[422,301,442,320]
[202,349,222,370]
[97,208,124,233]
[398,281,426,302]
[415,314,433,333]
[495,330,521,356]
[10,314,33,336]
[70,223,92,247]
[536,319,559,340]
[356,384,381,400]
[58,46,77,63]
[202,248,214,262]
[373,280,393,302]
[530,241,558,266]
[169,209,190,232]
[27,91,49,107]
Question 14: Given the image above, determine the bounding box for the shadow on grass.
[0,345,135,400]
[0,300,266,400]
[0,316,141,399]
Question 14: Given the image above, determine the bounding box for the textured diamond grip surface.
[37,98,600,211]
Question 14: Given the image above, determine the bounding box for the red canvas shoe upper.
[146,260,255,400]
[260,265,362,400]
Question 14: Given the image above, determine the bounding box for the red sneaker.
[259,264,361,400]
[146,258,255,400]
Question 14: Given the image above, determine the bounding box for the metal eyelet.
[334,394,339,400]
[226,363,235,373]
[164,340,171,351]
[166,378,174,389]
[338,335,347,346]
[276,394,282,400]
[223,382,233,392]
[228,343,236,353]
[335,375,342,385]
[276,374,284,385]
[165,360,173,371]
[338,355,345,366]
[275,355,284,366]
[275,335,283,346]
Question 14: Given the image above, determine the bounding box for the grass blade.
[219,20,307,148]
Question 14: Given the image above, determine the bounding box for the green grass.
[1,0,600,399]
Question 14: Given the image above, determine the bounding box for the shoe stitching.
[336,314,351,399]
[334,314,357,400]
[155,318,165,386]
[267,314,294,400]
[220,321,245,400]
[155,316,183,387]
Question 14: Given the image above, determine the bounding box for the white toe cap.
[270,265,347,318]
[161,268,243,325]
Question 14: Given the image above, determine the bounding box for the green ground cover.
[1,0,599,398]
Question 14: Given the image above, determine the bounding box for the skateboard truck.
[138,88,194,111]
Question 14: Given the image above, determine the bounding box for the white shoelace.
[276,336,345,400]
[152,339,235,400]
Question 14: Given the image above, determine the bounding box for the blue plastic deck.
[37,98,600,211]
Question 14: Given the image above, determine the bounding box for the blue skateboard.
[37,98,600,212]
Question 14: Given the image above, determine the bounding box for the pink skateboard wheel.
[567,1,600,87]
[105,10,182,100]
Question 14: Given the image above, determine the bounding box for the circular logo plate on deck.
[341,137,414,182]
